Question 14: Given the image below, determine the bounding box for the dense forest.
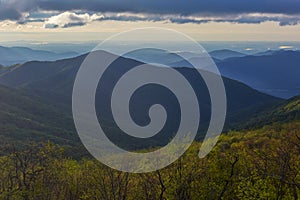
[0,120,299,200]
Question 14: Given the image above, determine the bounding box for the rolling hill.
[0,46,78,66]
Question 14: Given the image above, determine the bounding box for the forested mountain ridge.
[0,51,282,149]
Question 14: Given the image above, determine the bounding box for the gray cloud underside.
[1,0,300,26]
[42,12,300,28]
[0,0,36,20]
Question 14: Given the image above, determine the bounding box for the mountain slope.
[0,85,78,147]
[236,95,300,130]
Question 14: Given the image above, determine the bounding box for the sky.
[0,0,300,42]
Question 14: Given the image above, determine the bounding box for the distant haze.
[1,41,300,55]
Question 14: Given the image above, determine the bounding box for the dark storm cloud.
[0,0,37,20]
[1,0,300,26]
[103,14,300,26]
[0,7,22,20]
[36,0,300,15]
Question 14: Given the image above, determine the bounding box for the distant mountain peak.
[209,49,246,60]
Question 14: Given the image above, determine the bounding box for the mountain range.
[0,50,283,150]
[0,46,79,66]
[217,50,300,99]
[125,48,300,99]
[3,46,298,99]
[209,49,247,60]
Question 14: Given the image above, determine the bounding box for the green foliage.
[0,121,299,200]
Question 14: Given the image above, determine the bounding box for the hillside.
[0,51,281,116]
[0,85,78,148]
[235,95,300,130]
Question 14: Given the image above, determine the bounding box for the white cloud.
[44,11,103,28]
[278,45,294,49]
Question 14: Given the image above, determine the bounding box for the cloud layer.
[1,0,300,26]
[36,0,300,15]
[43,12,300,28]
